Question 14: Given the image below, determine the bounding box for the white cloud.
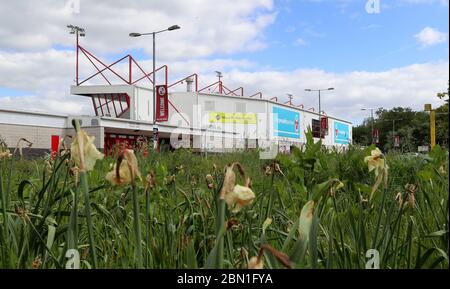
[294,37,307,46]
[0,0,276,60]
[415,27,448,47]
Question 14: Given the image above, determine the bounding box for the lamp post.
[361,107,382,144]
[382,118,403,148]
[129,25,181,148]
[305,88,334,139]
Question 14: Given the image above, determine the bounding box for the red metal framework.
[270,97,278,102]
[249,92,263,99]
[168,74,198,91]
[297,104,304,109]
[75,38,192,123]
[199,81,222,94]
[224,86,244,97]
[76,45,168,87]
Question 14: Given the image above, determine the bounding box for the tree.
[353,107,429,152]
[436,81,449,147]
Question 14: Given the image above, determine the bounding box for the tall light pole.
[305,88,334,139]
[361,107,382,144]
[67,25,85,85]
[382,118,403,148]
[129,25,181,148]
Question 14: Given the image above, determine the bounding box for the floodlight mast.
[67,25,85,85]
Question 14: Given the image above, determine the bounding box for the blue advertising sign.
[334,121,350,144]
[273,106,300,139]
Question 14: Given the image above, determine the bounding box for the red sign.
[321,117,328,130]
[51,135,59,159]
[373,129,379,144]
[156,85,169,122]
[394,135,400,147]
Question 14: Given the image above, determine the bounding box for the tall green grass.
[0,131,448,269]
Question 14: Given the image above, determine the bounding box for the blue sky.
[234,0,449,72]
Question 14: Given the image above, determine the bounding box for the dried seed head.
[264,165,272,176]
[262,218,272,234]
[176,165,184,174]
[165,174,176,185]
[32,256,42,269]
[405,184,417,194]
[190,176,197,186]
[395,192,403,209]
[226,218,239,230]
[274,163,285,176]
[145,171,157,190]
[15,207,30,222]
[205,174,215,189]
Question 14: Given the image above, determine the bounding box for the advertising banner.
[273,106,300,139]
[156,85,169,122]
[208,112,257,124]
[334,121,350,144]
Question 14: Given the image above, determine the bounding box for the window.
[312,119,325,138]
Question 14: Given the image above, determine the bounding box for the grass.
[0,131,448,269]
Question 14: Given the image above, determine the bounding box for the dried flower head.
[248,256,264,269]
[105,149,141,186]
[71,130,103,171]
[0,140,12,159]
[225,184,256,213]
[364,148,387,176]
[364,148,389,201]
[220,163,255,213]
